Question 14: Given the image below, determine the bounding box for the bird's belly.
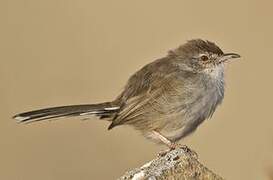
[158,88,223,142]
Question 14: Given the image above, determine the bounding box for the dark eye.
[200,55,209,61]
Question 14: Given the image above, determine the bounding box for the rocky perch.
[118,146,224,180]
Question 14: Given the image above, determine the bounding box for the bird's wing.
[109,57,186,129]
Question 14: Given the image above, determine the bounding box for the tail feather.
[13,102,120,123]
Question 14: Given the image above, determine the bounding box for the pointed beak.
[219,53,241,63]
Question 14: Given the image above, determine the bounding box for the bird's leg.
[152,130,181,156]
[152,130,173,148]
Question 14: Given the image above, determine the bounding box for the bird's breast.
[159,70,225,142]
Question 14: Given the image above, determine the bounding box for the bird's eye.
[200,55,209,61]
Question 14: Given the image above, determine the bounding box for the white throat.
[203,64,224,80]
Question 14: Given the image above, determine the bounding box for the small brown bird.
[13,39,240,148]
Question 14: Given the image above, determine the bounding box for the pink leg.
[152,130,177,149]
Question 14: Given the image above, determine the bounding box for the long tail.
[13,102,120,123]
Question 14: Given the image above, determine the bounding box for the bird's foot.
[157,143,186,157]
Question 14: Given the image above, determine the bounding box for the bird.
[13,39,240,149]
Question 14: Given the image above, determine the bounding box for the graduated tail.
[13,102,120,123]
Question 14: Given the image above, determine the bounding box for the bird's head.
[170,39,240,74]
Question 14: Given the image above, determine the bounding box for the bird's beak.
[219,53,241,63]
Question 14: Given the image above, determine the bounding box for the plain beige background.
[1,0,273,179]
